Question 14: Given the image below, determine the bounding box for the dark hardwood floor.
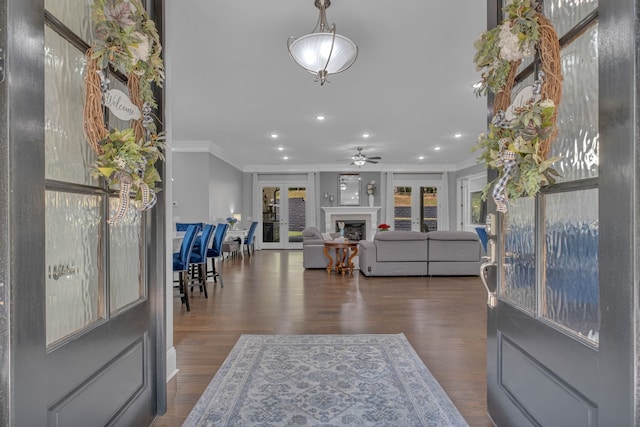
[152,250,493,427]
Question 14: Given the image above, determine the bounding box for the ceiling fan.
[350,147,381,167]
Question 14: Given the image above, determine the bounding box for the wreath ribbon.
[492,138,517,213]
[108,172,132,224]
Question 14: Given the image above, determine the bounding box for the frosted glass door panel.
[109,198,144,313]
[45,0,95,42]
[502,198,536,312]
[552,26,599,182]
[46,191,103,346]
[44,27,95,186]
[544,189,599,343]
[544,0,598,39]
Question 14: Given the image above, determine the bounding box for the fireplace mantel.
[322,206,381,241]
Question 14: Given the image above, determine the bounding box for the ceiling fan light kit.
[287,0,358,85]
[350,147,381,167]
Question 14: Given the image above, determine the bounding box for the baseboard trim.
[166,346,179,381]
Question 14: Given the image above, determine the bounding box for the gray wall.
[316,172,383,229]
[171,153,210,223]
[171,151,243,225]
[173,159,484,232]
[208,154,243,223]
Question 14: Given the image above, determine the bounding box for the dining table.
[226,228,248,259]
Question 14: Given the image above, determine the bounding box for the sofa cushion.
[426,231,480,262]
[375,231,428,241]
[426,231,479,241]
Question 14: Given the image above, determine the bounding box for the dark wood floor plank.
[152,250,493,427]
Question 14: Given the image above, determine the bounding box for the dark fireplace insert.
[336,220,366,241]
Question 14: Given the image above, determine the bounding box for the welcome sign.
[103,89,141,121]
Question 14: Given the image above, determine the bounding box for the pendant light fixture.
[287,0,358,85]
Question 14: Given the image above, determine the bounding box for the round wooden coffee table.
[323,241,359,275]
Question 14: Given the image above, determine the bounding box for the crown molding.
[171,140,243,170]
[455,157,483,171]
[242,162,463,174]
[171,143,483,175]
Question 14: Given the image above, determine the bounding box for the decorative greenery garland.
[83,0,165,223]
[472,0,562,213]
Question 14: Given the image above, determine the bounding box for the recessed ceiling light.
[283,156,289,160]
[434,146,441,151]
[316,115,326,121]
[418,155,425,160]
[454,132,463,138]
[270,133,279,138]
[362,133,370,138]
[277,146,284,151]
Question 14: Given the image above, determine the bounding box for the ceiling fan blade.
[366,159,379,164]
[367,156,382,160]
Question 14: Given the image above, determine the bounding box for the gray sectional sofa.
[302,227,339,269]
[358,230,482,277]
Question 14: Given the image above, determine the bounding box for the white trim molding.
[322,206,381,240]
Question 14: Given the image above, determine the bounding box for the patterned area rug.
[183,334,469,426]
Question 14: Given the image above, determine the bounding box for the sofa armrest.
[303,239,325,247]
[359,240,375,251]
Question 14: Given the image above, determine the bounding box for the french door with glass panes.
[261,184,307,250]
[0,1,165,425]
[458,173,487,232]
[392,183,442,232]
[484,1,634,425]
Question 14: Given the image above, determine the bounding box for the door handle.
[480,239,497,308]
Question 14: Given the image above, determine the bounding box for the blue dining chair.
[205,223,229,287]
[176,222,203,232]
[188,224,215,298]
[244,221,259,257]
[173,224,200,311]
[475,226,488,254]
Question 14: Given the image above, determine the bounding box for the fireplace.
[321,207,380,241]
[336,220,366,241]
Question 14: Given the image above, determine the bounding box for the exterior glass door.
[1,2,164,424]
[482,1,626,425]
[261,185,306,249]
[393,185,439,232]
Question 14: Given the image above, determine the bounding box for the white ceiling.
[165,0,488,172]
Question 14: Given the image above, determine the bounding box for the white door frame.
[388,176,448,231]
[457,172,486,232]
[258,181,308,250]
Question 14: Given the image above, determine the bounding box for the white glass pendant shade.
[288,32,358,76]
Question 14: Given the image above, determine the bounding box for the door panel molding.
[48,337,146,426]
[497,303,598,399]
[499,334,597,427]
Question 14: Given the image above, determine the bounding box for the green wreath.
[84,0,165,223]
[472,0,562,213]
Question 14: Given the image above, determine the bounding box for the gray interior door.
[1,0,166,425]
[485,0,637,426]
